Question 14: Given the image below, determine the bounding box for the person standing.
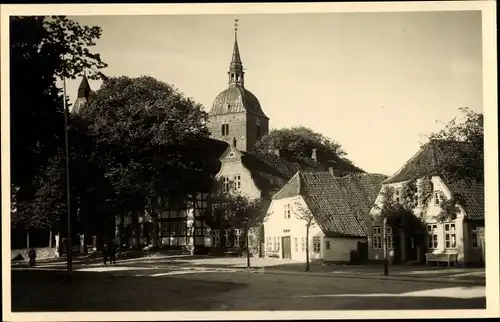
[103,243,109,266]
[110,241,116,265]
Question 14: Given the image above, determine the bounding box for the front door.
[282,236,292,259]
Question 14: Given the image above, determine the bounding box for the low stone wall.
[11,247,56,261]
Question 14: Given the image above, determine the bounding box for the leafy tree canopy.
[428,107,484,182]
[254,126,363,173]
[10,15,107,231]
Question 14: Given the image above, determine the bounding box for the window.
[212,229,220,247]
[372,226,382,249]
[434,191,442,205]
[274,237,280,251]
[221,123,229,136]
[395,189,401,204]
[232,137,237,148]
[325,240,330,250]
[234,229,242,247]
[234,175,241,190]
[283,229,290,233]
[221,176,230,193]
[301,237,306,252]
[444,223,456,249]
[256,125,261,139]
[313,236,321,253]
[386,226,394,250]
[427,224,438,249]
[194,227,204,236]
[284,204,291,219]
[294,238,298,252]
[266,237,273,251]
[224,229,231,247]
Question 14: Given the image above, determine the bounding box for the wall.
[215,151,262,200]
[245,113,269,152]
[263,196,324,262]
[368,176,470,265]
[208,112,250,152]
[323,237,365,262]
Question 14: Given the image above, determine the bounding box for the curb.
[258,269,485,286]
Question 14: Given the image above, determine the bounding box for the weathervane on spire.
[234,19,239,39]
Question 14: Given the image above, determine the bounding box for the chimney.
[328,159,342,176]
[311,149,317,162]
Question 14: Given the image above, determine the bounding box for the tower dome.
[207,19,270,152]
[210,86,267,118]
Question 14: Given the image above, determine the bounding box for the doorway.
[281,236,292,259]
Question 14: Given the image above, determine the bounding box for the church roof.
[77,75,91,98]
[273,172,387,238]
[210,86,268,118]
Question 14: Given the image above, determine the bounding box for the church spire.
[228,19,244,87]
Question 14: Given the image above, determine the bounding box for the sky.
[66,11,483,176]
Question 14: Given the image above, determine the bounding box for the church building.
[70,20,361,256]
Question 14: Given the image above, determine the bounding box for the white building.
[368,140,485,266]
[264,170,386,263]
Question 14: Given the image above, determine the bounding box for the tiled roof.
[383,139,484,220]
[274,172,387,237]
[384,140,477,184]
[241,152,325,198]
[446,179,484,221]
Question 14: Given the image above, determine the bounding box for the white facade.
[264,196,365,262]
[369,176,483,265]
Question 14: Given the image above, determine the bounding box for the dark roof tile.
[274,172,387,237]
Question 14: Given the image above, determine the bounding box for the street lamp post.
[383,217,389,276]
[62,73,72,276]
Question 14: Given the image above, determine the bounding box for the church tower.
[72,72,91,115]
[208,19,270,152]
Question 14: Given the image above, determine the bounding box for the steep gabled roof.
[240,152,325,198]
[384,140,477,184]
[383,139,484,221]
[274,172,387,237]
[447,179,484,221]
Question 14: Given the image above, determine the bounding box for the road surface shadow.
[11,270,246,311]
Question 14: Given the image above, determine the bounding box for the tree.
[290,199,316,272]
[81,76,212,248]
[206,178,270,267]
[207,191,269,269]
[254,126,363,174]
[428,107,484,183]
[10,16,107,236]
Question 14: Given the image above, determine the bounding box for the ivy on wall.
[436,194,465,223]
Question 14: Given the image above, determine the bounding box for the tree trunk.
[305,223,310,272]
[148,198,159,248]
[118,212,124,246]
[49,230,53,248]
[131,211,140,249]
[245,224,251,269]
[26,230,30,250]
